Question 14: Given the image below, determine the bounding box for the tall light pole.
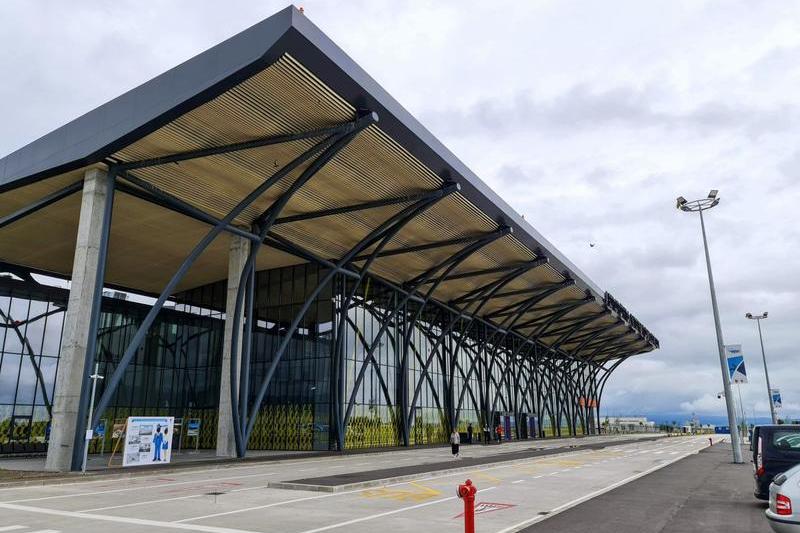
[746,312,776,424]
[677,190,743,463]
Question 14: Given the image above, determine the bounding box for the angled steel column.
[342,226,509,446]
[230,115,379,455]
[407,259,542,434]
[89,121,355,432]
[453,281,576,427]
[398,227,511,445]
[246,182,458,453]
[594,355,630,431]
[329,191,456,449]
[329,185,458,449]
[230,123,357,451]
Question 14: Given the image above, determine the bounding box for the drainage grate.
[538,511,550,515]
[206,491,226,496]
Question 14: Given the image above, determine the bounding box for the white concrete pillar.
[216,234,250,457]
[45,168,110,472]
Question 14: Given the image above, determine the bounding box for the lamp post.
[746,312,776,424]
[677,190,743,463]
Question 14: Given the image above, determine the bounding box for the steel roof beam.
[116,178,261,243]
[535,312,607,339]
[567,322,623,346]
[117,121,360,171]
[405,226,512,287]
[454,278,573,306]
[273,189,440,225]
[513,303,598,332]
[570,330,629,354]
[350,231,494,263]
[0,180,83,230]
[448,257,549,306]
[417,258,545,284]
[486,291,584,321]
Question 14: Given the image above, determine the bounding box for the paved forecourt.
[0,435,715,533]
[519,441,766,532]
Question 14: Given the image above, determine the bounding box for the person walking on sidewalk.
[450,429,461,458]
[467,423,474,444]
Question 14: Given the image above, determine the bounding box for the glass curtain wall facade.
[0,262,602,454]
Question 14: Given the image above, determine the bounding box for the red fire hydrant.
[457,478,477,533]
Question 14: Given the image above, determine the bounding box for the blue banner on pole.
[725,345,747,384]
[772,389,782,409]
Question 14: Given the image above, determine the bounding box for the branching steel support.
[89,116,373,433]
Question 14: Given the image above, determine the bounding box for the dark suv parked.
[752,425,800,500]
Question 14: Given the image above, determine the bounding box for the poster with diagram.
[122,416,174,467]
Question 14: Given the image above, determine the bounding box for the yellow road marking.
[361,481,441,502]
[470,470,502,483]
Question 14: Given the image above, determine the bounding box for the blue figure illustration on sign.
[153,424,166,461]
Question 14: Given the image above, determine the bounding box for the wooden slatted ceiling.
[0,53,653,357]
[0,185,302,292]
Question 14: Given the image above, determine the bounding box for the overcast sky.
[2,1,798,422]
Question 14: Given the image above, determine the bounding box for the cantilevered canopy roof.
[0,6,658,362]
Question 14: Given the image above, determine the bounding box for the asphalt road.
[0,435,715,533]
[520,442,768,533]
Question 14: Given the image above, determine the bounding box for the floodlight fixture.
[677,190,721,212]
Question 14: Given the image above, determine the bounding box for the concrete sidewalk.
[521,442,768,533]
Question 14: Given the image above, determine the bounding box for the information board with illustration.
[122,416,174,467]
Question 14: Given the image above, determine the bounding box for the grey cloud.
[422,84,799,138]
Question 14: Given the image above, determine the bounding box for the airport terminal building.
[0,7,658,471]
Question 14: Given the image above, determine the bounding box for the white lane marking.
[77,484,270,513]
[28,530,60,533]
[495,445,706,533]
[175,489,363,523]
[0,527,26,532]
[0,502,260,533]
[297,487,497,533]
[512,480,524,484]
[1,472,276,504]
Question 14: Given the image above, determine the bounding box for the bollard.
[709,437,713,446]
[457,478,477,533]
